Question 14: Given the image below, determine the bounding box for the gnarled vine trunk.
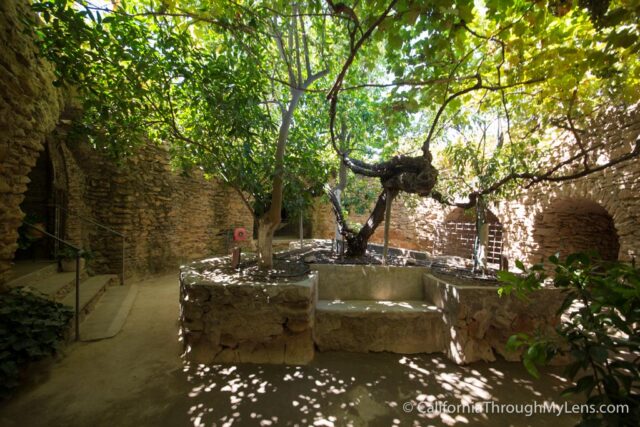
[328,154,438,258]
[330,188,397,257]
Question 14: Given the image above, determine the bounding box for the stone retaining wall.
[180,260,562,365]
[424,273,563,364]
[60,140,254,277]
[495,111,640,264]
[180,258,316,365]
[0,0,254,284]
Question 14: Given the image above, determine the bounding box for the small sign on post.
[230,227,248,269]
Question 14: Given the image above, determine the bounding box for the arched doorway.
[15,144,56,261]
[533,198,619,261]
[438,207,504,265]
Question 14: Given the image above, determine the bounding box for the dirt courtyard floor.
[0,273,581,427]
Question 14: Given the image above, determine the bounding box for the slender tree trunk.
[334,136,348,254]
[474,197,489,273]
[382,188,392,264]
[257,89,302,269]
[257,217,278,268]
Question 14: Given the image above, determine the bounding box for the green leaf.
[523,357,540,379]
[588,346,608,364]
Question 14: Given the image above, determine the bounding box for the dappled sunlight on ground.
[0,273,581,427]
[180,352,578,427]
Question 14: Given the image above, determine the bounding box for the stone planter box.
[179,257,565,366]
[424,271,564,364]
[179,258,317,365]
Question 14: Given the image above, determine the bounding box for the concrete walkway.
[0,273,580,427]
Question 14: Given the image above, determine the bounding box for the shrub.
[498,253,640,426]
[0,288,73,398]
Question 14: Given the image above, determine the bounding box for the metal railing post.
[54,205,60,259]
[121,236,125,286]
[21,222,84,340]
[75,253,80,341]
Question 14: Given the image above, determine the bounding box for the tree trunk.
[473,197,489,273]
[334,141,348,255]
[329,188,398,258]
[257,89,302,269]
[257,217,278,269]
[382,188,392,264]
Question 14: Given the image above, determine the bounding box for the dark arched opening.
[14,144,56,261]
[533,198,619,261]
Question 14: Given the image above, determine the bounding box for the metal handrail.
[54,205,125,237]
[51,204,126,286]
[22,221,83,341]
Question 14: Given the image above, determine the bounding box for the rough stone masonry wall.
[180,259,316,365]
[0,0,63,285]
[531,202,620,261]
[59,139,254,277]
[424,272,564,364]
[495,108,640,265]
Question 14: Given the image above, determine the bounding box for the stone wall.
[58,139,254,278]
[180,258,316,364]
[424,272,563,364]
[0,0,63,285]
[496,108,640,265]
[530,199,620,262]
[310,198,335,239]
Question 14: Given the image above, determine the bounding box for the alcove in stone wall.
[533,198,620,261]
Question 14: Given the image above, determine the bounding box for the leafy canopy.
[31,0,346,217]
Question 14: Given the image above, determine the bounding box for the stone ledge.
[315,299,446,354]
[316,299,440,315]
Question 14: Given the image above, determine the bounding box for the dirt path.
[0,273,580,427]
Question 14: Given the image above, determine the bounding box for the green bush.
[0,288,73,398]
[498,253,640,426]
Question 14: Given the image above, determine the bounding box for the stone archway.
[439,207,504,264]
[533,198,619,261]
